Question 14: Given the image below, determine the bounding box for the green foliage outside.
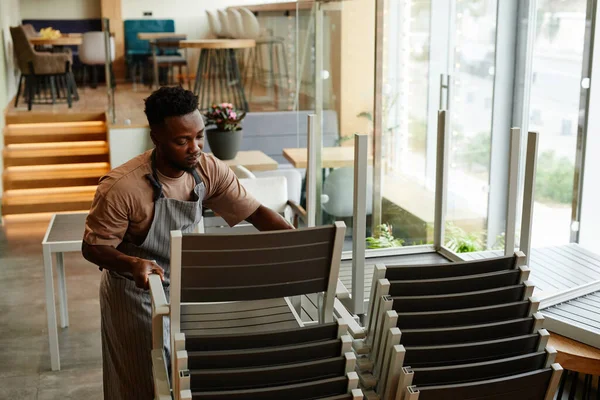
[366,224,404,249]
[535,151,574,205]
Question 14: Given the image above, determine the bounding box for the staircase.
[2,120,110,217]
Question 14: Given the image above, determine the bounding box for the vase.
[206,128,243,160]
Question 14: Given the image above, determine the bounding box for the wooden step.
[4,121,107,144]
[3,162,110,190]
[1,186,97,215]
[3,141,109,166]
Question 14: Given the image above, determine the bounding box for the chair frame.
[150,222,346,400]
[404,363,563,400]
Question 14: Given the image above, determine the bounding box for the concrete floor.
[0,222,103,399]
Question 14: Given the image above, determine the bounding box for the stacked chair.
[354,251,563,400]
[150,223,364,400]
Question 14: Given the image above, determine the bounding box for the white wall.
[0,0,22,197]
[121,0,288,39]
[20,0,101,20]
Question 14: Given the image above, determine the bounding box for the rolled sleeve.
[83,191,129,248]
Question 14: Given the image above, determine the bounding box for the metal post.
[352,134,368,315]
[307,114,318,227]
[371,0,384,231]
[433,110,449,250]
[520,131,538,264]
[314,2,324,225]
[103,18,115,124]
[505,128,521,256]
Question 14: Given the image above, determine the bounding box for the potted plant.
[203,103,246,160]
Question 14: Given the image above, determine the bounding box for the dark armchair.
[10,25,77,110]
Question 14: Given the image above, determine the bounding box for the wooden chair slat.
[184,323,339,351]
[389,270,521,296]
[188,340,342,369]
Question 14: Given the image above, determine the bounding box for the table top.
[548,332,600,376]
[29,37,83,46]
[42,212,87,245]
[180,39,256,49]
[216,150,278,171]
[137,32,188,41]
[282,146,373,169]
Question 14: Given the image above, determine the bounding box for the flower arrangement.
[204,103,246,132]
[40,27,61,39]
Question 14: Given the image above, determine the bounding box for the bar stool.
[181,39,256,112]
[238,7,290,108]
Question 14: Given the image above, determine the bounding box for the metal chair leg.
[14,74,24,107]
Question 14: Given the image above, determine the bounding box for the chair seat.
[180,297,301,336]
[153,55,187,65]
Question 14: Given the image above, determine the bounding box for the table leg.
[152,43,159,89]
[56,252,69,328]
[43,245,60,371]
[193,49,204,96]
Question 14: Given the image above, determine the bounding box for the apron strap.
[191,168,202,185]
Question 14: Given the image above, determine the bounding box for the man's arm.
[245,205,294,231]
[82,242,164,290]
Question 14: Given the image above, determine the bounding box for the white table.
[42,212,88,371]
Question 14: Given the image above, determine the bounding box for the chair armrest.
[149,274,170,316]
[151,349,172,400]
[287,200,307,218]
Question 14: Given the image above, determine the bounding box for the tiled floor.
[0,222,103,399]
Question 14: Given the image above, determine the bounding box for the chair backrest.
[227,8,245,39]
[409,349,554,387]
[400,314,543,346]
[406,365,562,400]
[383,254,522,281]
[256,169,303,205]
[230,165,256,179]
[188,339,344,369]
[79,32,115,65]
[192,375,353,400]
[403,330,548,368]
[170,223,345,335]
[239,7,261,39]
[391,283,530,313]
[206,10,222,37]
[21,24,38,38]
[9,26,36,72]
[185,321,340,351]
[190,357,349,391]
[395,299,536,329]
[124,19,175,56]
[322,166,374,217]
[239,176,288,213]
[388,268,527,297]
[217,9,231,38]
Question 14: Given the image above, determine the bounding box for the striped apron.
[99,153,204,400]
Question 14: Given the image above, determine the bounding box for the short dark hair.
[144,86,199,127]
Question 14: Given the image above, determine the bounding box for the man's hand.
[130,258,165,290]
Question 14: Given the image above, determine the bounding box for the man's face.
[152,110,205,172]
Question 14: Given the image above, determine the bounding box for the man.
[82,87,292,400]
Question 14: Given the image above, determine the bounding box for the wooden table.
[215,150,278,171]
[29,36,82,46]
[138,33,188,89]
[283,146,373,169]
[137,32,188,41]
[42,212,88,371]
[549,333,600,376]
[179,39,256,50]
[180,39,256,111]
